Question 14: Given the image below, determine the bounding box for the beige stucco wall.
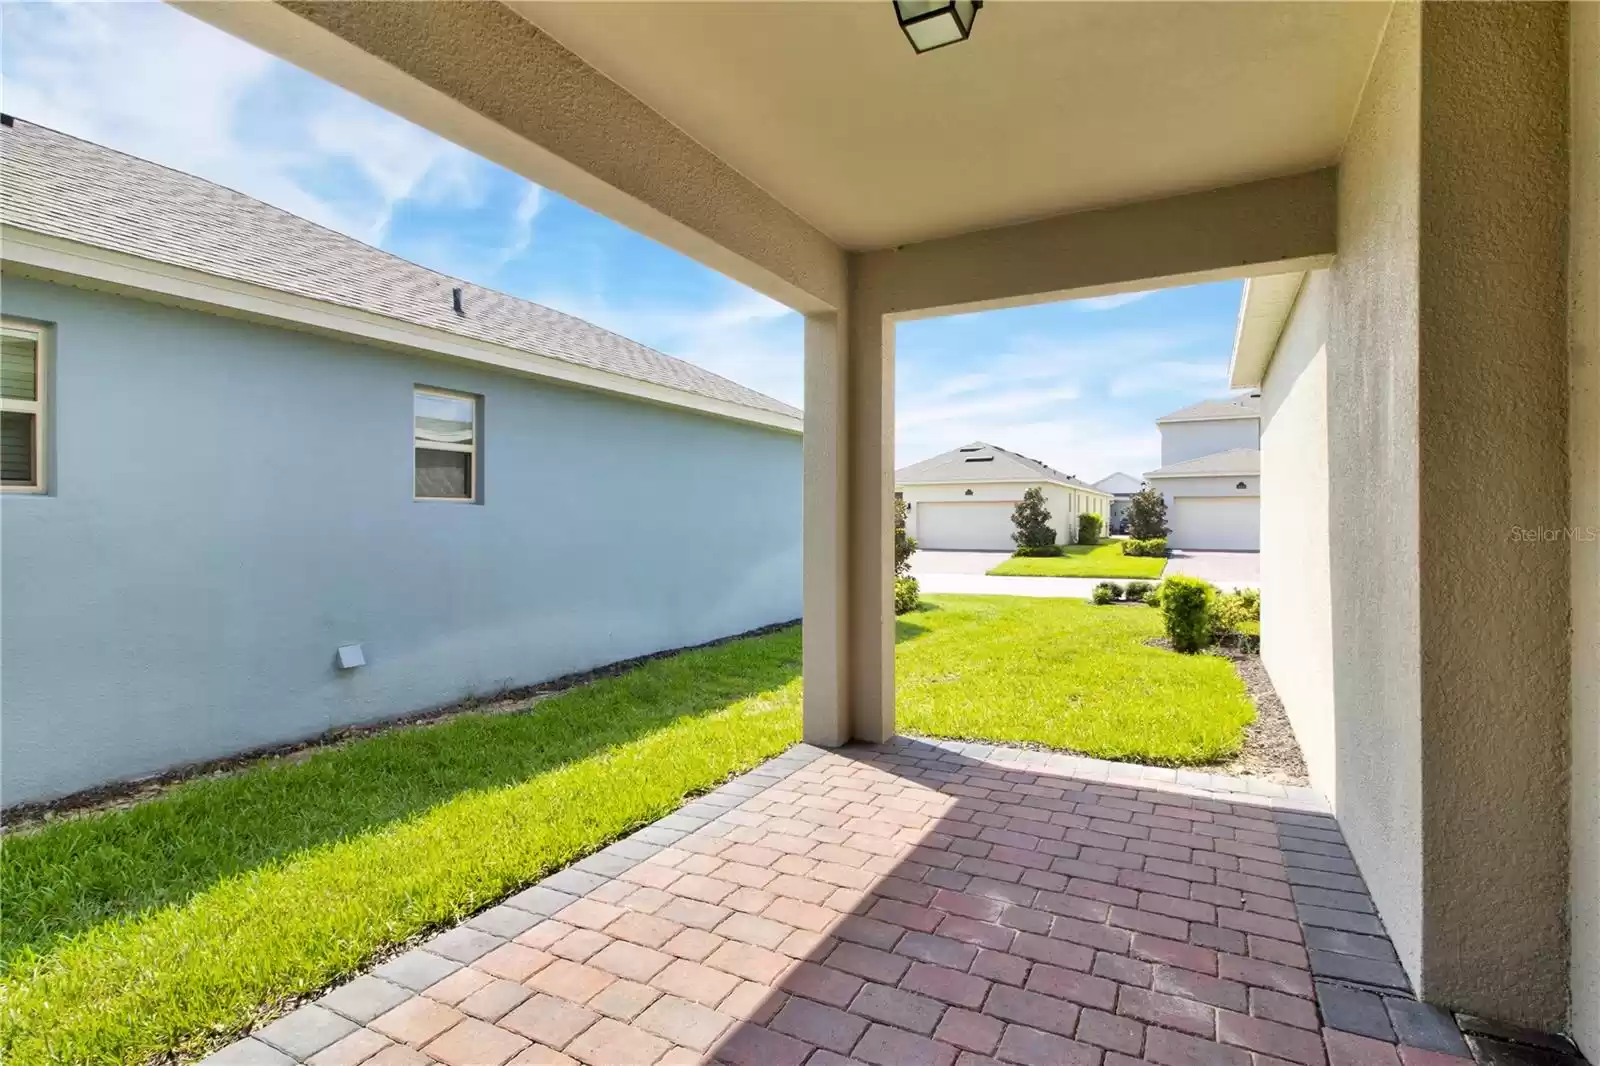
[1259,270,1336,801]
[1329,3,1571,1025]
[1570,1,1599,1055]
[1158,418,1259,466]
[1415,3,1570,1025]
[898,482,1107,547]
[1326,0,1426,986]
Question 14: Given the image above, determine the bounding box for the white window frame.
[1,318,48,494]
[413,385,478,502]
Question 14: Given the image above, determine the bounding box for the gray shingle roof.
[0,117,798,421]
[1155,395,1260,423]
[1144,448,1261,478]
[896,442,1106,491]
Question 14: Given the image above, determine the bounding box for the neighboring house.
[895,442,1112,551]
[0,118,803,806]
[1091,471,1143,533]
[1143,395,1261,550]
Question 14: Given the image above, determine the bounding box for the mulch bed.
[1144,636,1309,784]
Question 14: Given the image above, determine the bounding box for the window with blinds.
[414,386,477,501]
[1,322,45,492]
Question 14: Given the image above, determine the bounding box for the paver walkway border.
[203,739,1497,1066]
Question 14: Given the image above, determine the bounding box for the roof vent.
[958,446,982,453]
[452,287,464,315]
[0,114,13,128]
[964,455,994,463]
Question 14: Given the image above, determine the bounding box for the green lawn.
[1,595,1251,1065]
[898,596,1251,761]
[986,540,1167,579]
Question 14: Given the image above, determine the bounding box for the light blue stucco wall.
[0,278,802,805]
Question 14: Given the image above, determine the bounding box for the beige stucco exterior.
[1326,4,1427,985]
[1246,2,1574,1030]
[1569,1,1599,1054]
[1259,270,1336,801]
[1414,3,1570,1023]
[898,481,1110,549]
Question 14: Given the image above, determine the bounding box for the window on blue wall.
[414,386,477,501]
[1,320,47,494]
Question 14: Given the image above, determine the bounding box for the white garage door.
[916,501,1017,551]
[1170,497,1260,551]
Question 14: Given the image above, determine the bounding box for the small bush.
[1143,586,1163,607]
[1010,487,1058,552]
[1159,575,1215,652]
[894,496,918,578]
[1077,512,1103,545]
[1091,581,1119,605]
[1013,544,1063,557]
[1121,538,1168,558]
[894,576,921,614]
[1209,589,1262,645]
[1123,580,1154,602]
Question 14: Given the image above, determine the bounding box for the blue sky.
[0,0,1245,480]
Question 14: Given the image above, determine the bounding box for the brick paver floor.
[205,738,1483,1066]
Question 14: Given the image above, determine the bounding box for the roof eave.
[1,225,803,435]
[1227,272,1306,390]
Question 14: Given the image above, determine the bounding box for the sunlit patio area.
[208,739,1475,1066]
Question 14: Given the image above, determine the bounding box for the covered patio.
[179,1,1595,1058]
[212,739,1472,1066]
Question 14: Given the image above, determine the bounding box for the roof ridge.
[0,116,798,420]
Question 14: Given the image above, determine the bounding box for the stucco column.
[1414,1,1570,1026]
[846,300,896,743]
[801,295,895,747]
[802,311,850,746]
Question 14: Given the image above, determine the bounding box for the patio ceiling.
[516,1,1392,250]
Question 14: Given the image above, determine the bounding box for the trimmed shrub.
[894,576,921,614]
[1158,575,1215,652]
[1120,538,1168,558]
[1209,589,1262,645]
[1091,581,1119,605]
[1013,544,1063,557]
[1010,487,1058,552]
[894,495,917,578]
[1143,586,1163,607]
[1077,512,1103,546]
[1128,487,1170,540]
[1123,580,1154,602]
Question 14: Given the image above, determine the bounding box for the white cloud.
[898,385,1082,430]
[485,183,547,273]
[0,1,484,244]
[1071,291,1153,312]
[532,283,805,409]
[1106,360,1231,398]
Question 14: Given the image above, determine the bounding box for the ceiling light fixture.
[894,0,982,54]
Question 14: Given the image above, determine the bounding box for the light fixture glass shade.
[895,0,981,54]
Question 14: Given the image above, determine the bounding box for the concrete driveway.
[1164,549,1260,589]
[908,550,1101,598]
[908,547,1259,597]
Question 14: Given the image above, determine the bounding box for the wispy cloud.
[1071,292,1153,312]
[486,183,546,273]
[0,1,484,245]
[532,283,804,408]
[1106,360,1231,398]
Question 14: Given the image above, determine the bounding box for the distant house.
[895,442,1112,551]
[1143,395,1261,551]
[0,118,803,806]
[1091,471,1144,533]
